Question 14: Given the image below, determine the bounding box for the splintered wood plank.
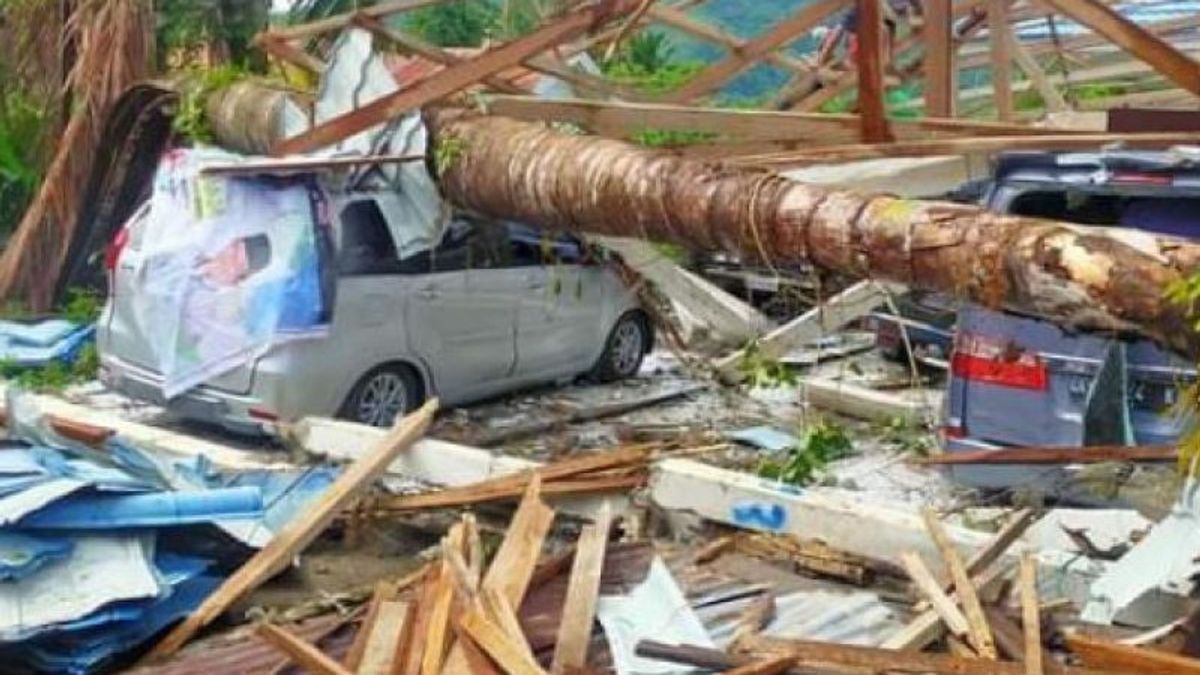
[901,552,972,642]
[443,476,555,675]
[988,0,1014,121]
[481,587,535,658]
[346,583,398,671]
[1065,633,1200,675]
[398,566,442,675]
[146,401,437,661]
[551,504,613,673]
[459,608,549,675]
[480,475,556,605]
[421,563,459,675]
[854,0,892,142]
[1020,554,1044,675]
[1009,32,1068,113]
[357,601,410,675]
[257,623,354,675]
[921,509,996,659]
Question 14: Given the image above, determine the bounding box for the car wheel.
[340,364,423,428]
[592,312,650,382]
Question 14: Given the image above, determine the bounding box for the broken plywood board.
[800,377,936,423]
[594,236,772,343]
[650,458,1116,609]
[715,280,900,379]
[292,417,626,519]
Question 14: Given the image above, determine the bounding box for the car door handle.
[416,283,440,300]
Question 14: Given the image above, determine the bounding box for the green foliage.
[602,30,706,95]
[434,135,467,176]
[403,0,500,47]
[62,288,102,326]
[630,128,716,148]
[737,341,797,389]
[757,420,854,485]
[875,415,932,455]
[0,287,101,392]
[621,32,676,74]
[0,89,47,241]
[173,65,252,144]
[158,0,269,67]
[1168,272,1200,474]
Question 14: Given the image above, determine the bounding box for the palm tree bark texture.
[426,110,1200,358]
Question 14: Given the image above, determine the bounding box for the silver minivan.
[97,193,651,435]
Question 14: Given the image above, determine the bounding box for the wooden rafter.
[481,95,1068,146]
[855,0,892,142]
[273,3,637,155]
[1008,29,1068,112]
[1036,0,1200,96]
[645,4,816,80]
[663,0,850,103]
[988,0,1014,121]
[923,0,955,117]
[270,0,448,41]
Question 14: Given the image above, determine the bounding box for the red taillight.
[104,226,130,272]
[1111,171,1172,186]
[950,332,1048,391]
[248,407,278,421]
[941,425,966,440]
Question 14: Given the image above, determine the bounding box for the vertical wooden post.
[855,0,893,142]
[988,0,1014,121]
[924,0,955,117]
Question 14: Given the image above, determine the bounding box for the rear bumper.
[98,355,274,436]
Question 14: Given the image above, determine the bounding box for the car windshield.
[1007,191,1200,238]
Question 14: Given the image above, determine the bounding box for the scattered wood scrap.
[145,399,439,661]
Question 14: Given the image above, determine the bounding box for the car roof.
[991,148,1200,195]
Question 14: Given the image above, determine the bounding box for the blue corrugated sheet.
[0,390,340,673]
[0,319,94,368]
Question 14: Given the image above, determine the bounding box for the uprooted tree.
[426,110,1200,359]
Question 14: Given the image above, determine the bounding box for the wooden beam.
[257,623,354,675]
[1037,0,1200,96]
[901,552,973,642]
[1020,554,1044,675]
[551,504,613,673]
[1008,30,1069,113]
[719,655,796,675]
[988,0,1014,121]
[730,132,1200,167]
[1065,633,1200,675]
[483,95,1061,144]
[398,566,442,675]
[854,0,892,142]
[959,15,1197,70]
[921,509,997,659]
[145,401,437,660]
[914,444,1176,465]
[665,0,849,102]
[274,5,621,155]
[349,15,526,94]
[924,0,955,117]
[257,34,328,75]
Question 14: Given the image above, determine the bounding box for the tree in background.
[158,0,270,68]
[402,0,499,47]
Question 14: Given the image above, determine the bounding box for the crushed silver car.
[97,193,652,435]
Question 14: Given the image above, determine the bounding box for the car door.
[405,216,518,401]
[508,224,601,377]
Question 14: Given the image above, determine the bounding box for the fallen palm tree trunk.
[427,111,1200,358]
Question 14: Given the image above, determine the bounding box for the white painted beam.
[595,236,773,344]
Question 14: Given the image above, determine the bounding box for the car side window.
[337,200,402,276]
[431,216,511,272]
[505,222,583,267]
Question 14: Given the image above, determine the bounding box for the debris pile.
[0,392,336,673]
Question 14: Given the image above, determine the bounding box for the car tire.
[339,363,424,428]
[591,311,651,383]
